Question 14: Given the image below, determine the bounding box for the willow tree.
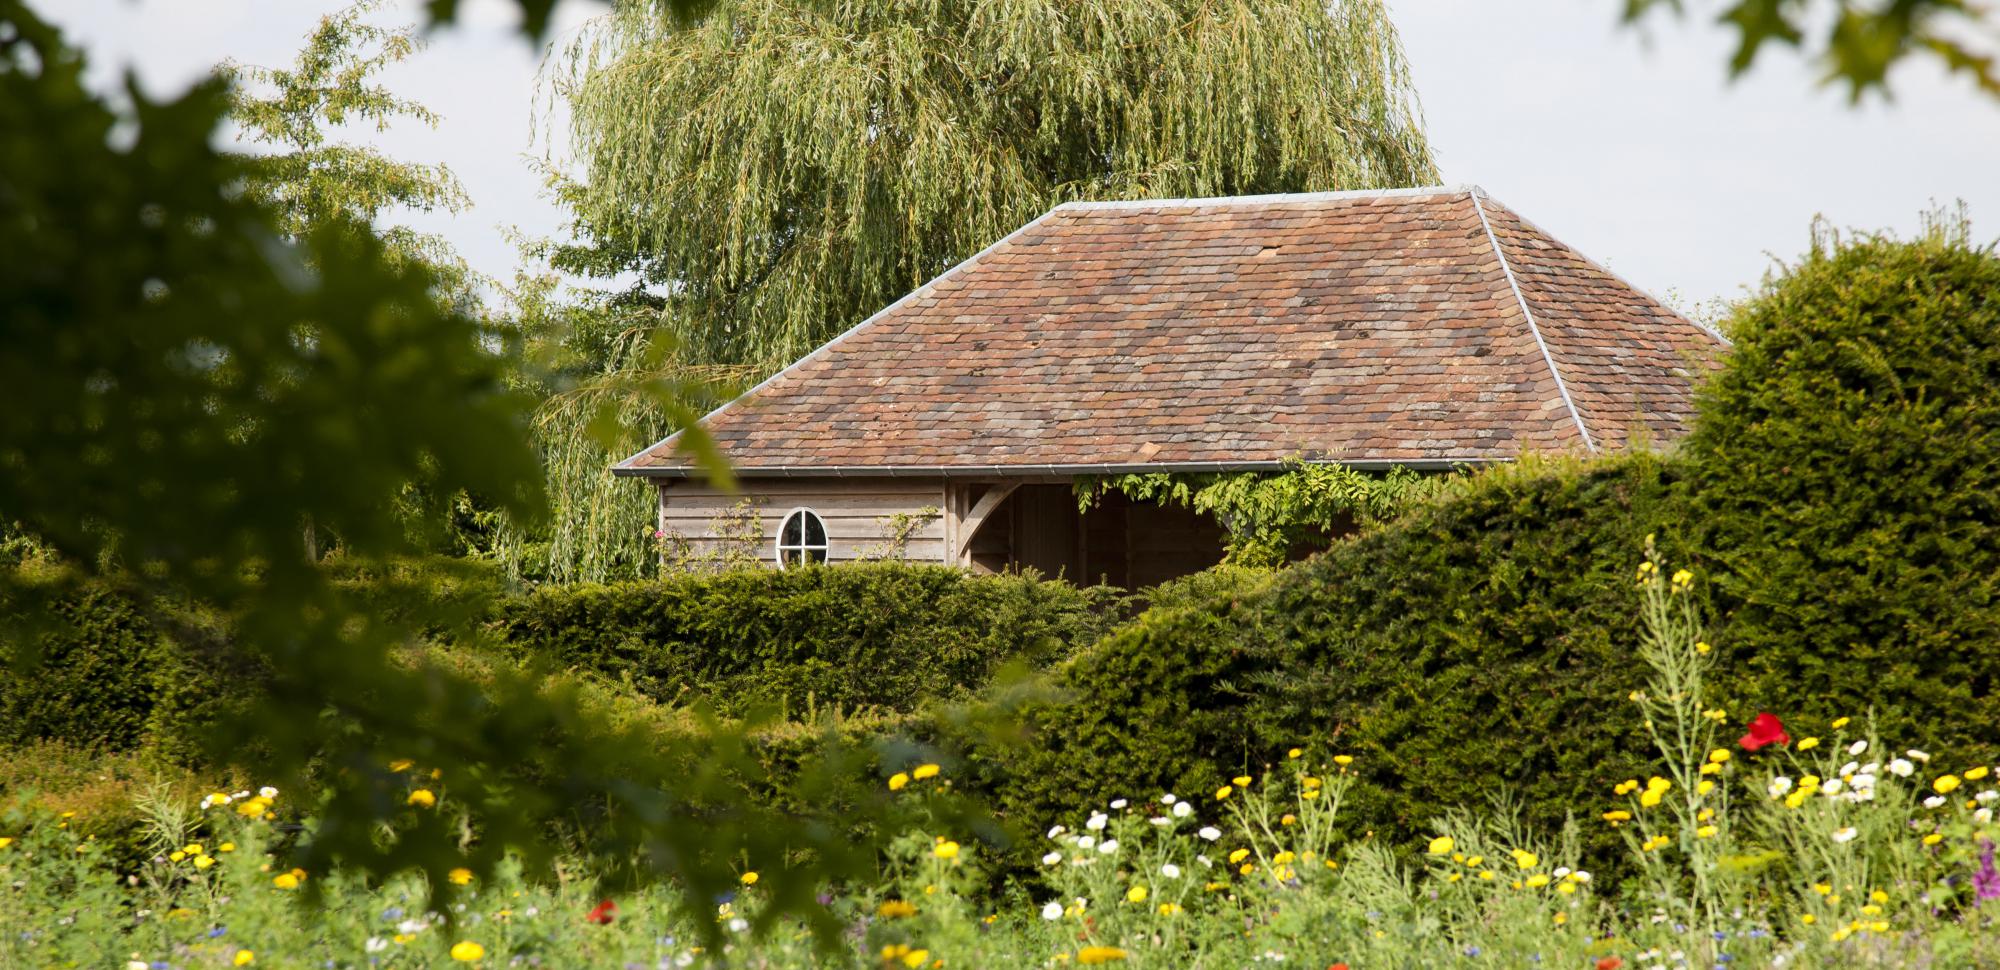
[524,0,1436,582]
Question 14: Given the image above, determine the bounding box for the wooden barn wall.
[656,479,947,567]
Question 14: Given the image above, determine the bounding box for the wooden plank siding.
[656,479,948,568]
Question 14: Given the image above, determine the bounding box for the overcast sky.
[49,0,2000,315]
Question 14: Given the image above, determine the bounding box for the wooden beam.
[954,482,1019,565]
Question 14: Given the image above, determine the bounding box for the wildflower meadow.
[6,548,1996,968]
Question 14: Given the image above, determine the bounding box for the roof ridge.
[1059,184,1474,211]
[614,206,1067,469]
[1468,187,1597,454]
[1476,196,1733,349]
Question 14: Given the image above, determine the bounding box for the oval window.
[775,508,829,568]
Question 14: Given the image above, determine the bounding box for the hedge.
[493,563,1125,718]
[979,456,1688,858]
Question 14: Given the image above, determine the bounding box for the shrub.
[986,456,1690,858]
[1684,215,2000,755]
[496,563,1125,717]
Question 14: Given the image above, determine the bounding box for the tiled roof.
[616,186,1724,477]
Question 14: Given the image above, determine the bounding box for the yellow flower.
[1077,947,1129,965]
[1157,902,1182,916]
[1525,874,1550,888]
[1555,881,1577,895]
[1613,779,1639,795]
[1280,813,1297,827]
[1831,717,1851,729]
[888,772,910,791]
[1553,911,1568,925]
[1639,789,1665,808]
[218,842,235,853]
[193,855,216,870]
[1696,825,1718,839]
[1699,763,1722,776]
[1510,850,1538,870]
[448,868,473,885]
[1426,836,1455,856]
[1214,785,1233,801]
[449,941,485,962]
[899,949,929,968]
[1797,737,1820,751]
[407,789,437,808]
[170,851,186,862]
[1601,810,1632,823]
[1286,747,1304,760]
[735,870,758,886]
[1671,569,1694,587]
[1299,788,1319,800]
[1698,780,1716,796]
[1332,755,1354,767]
[0,837,11,849]
[1301,776,1322,789]
[389,759,415,772]
[877,899,917,918]
[1232,775,1252,787]
[1695,641,1712,655]
[1126,885,1148,903]
[233,951,255,967]
[1934,775,1963,794]
[1708,748,1732,764]
[1272,850,1295,865]
[1801,914,1816,925]
[1812,883,1832,895]
[1870,921,1890,934]
[1477,870,1495,880]
[1228,848,1251,864]
[1966,766,1991,781]
[1923,833,1944,846]
[1784,791,1807,809]
[933,841,960,860]
[1870,889,1889,904]
[273,872,300,889]
[912,763,940,780]
[1238,863,1255,876]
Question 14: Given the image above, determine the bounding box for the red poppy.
[1596,958,1625,970]
[1329,965,1350,970]
[585,899,617,925]
[1739,712,1791,751]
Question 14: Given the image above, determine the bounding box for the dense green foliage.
[989,457,1686,856]
[0,6,887,938]
[1684,216,2000,756]
[497,564,1124,717]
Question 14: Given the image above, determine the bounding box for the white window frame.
[774,507,829,568]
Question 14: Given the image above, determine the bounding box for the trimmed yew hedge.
[494,563,1125,717]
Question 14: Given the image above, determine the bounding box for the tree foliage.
[1623,0,2000,101]
[225,1,476,307]
[0,2,906,942]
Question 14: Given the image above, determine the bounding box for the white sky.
[48,0,2000,314]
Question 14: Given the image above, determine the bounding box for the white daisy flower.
[1085,812,1109,832]
[1172,801,1194,818]
[1161,863,1181,879]
[1197,826,1221,841]
[1047,825,1066,840]
[1908,749,1932,763]
[1109,799,1128,810]
[1830,827,1858,843]
[1042,851,1063,866]
[1096,839,1119,855]
[1888,759,1915,778]
[1040,901,1063,921]
[1924,795,1948,809]
[1847,740,1868,756]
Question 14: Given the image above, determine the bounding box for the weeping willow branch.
[549,0,1437,374]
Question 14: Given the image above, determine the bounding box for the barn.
[613,185,1724,586]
